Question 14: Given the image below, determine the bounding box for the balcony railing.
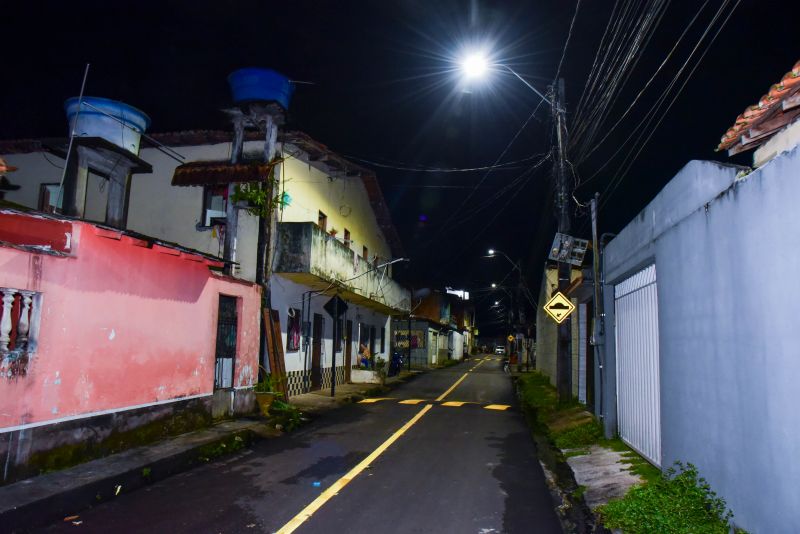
[273,222,410,313]
[1,288,40,378]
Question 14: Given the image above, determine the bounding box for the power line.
[553,0,583,83]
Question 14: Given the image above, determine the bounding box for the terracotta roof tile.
[718,59,800,154]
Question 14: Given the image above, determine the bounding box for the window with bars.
[0,288,41,378]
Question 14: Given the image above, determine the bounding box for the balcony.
[273,222,410,314]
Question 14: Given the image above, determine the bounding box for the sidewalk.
[288,369,424,414]
[0,419,280,531]
[0,368,427,531]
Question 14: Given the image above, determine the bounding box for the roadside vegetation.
[516,372,743,533]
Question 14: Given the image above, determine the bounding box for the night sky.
[3,1,798,333]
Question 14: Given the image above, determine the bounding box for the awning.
[171,160,276,187]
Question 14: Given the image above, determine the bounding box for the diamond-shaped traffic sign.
[543,292,575,324]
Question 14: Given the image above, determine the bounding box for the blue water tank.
[64,97,151,155]
[227,68,294,110]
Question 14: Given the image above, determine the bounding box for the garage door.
[614,264,661,466]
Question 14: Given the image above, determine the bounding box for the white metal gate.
[614,264,661,466]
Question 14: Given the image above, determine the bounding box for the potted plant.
[329,227,338,238]
[254,369,282,416]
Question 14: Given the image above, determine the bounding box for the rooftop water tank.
[227,68,294,110]
[64,97,151,155]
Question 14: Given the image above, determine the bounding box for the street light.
[460,55,571,393]
[460,51,489,80]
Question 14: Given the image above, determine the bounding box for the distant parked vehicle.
[494,346,506,355]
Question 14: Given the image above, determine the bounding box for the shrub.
[596,462,736,534]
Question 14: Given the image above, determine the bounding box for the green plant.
[230,158,284,219]
[141,467,152,479]
[270,399,304,432]
[596,462,736,534]
[553,420,603,449]
[254,372,284,394]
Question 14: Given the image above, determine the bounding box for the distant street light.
[494,301,500,306]
[491,283,497,288]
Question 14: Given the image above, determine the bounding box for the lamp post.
[463,53,571,399]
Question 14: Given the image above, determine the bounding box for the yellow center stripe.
[435,359,484,401]
[484,404,511,411]
[275,404,433,534]
[398,399,425,405]
[441,401,469,407]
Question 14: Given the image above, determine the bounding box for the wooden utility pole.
[553,78,572,403]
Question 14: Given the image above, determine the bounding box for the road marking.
[441,401,469,407]
[484,404,511,411]
[435,359,485,401]
[398,399,425,405]
[276,404,433,534]
[358,397,393,404]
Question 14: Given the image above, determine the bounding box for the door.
[614,264,661,466]
[214,295,237,389]
[311,313,323,390]
[345,320,353,382]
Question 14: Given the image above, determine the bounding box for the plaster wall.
[0,219,261,433]
[602,155,800,533]
[278,153,392,264]
[1,142,261,282]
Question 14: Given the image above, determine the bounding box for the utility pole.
[553,78,572,403]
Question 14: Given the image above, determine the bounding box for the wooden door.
[311,313,323,390]
[345,320,353,382]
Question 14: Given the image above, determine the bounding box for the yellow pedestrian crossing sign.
[544,292,575,324]
[507,335,514,342]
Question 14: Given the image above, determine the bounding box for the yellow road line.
[484,404,511,411]
[441,401,469,407]
[435,359,484,402]
[398,399,425,405]
[358,397,393,404]
[276,404,433,534]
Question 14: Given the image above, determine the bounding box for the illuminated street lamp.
[462,48,571,400]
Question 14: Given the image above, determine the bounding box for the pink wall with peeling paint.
[0,218,261,430]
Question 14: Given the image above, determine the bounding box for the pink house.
[0,209,261,483]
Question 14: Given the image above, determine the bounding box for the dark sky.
[3,1,798,334]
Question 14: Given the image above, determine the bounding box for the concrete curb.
[0,420,276,532]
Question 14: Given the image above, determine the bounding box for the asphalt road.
[39,358,562,534]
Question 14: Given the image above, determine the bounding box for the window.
[202,185,227,227]
[38,183,62,214]
[214,295,238,389]
[318,211,327,232]
[343,229,351,248]
[0,288,41,378]
[286,308,301,352]
[362,245,369,261]
[380,327,385,353]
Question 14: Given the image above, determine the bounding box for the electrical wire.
[340,152,547,173]
[553,0,582,83]
[598,0,740,210]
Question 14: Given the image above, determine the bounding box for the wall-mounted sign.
[543,292,575,324]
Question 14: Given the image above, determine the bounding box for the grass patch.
[596,462,742,534]
[437,359,460,369]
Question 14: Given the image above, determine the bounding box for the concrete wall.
[273,222,409,313]
[0,214,261,480]
[601,154,800,533]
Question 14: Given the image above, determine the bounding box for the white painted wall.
[270,274,392,374]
